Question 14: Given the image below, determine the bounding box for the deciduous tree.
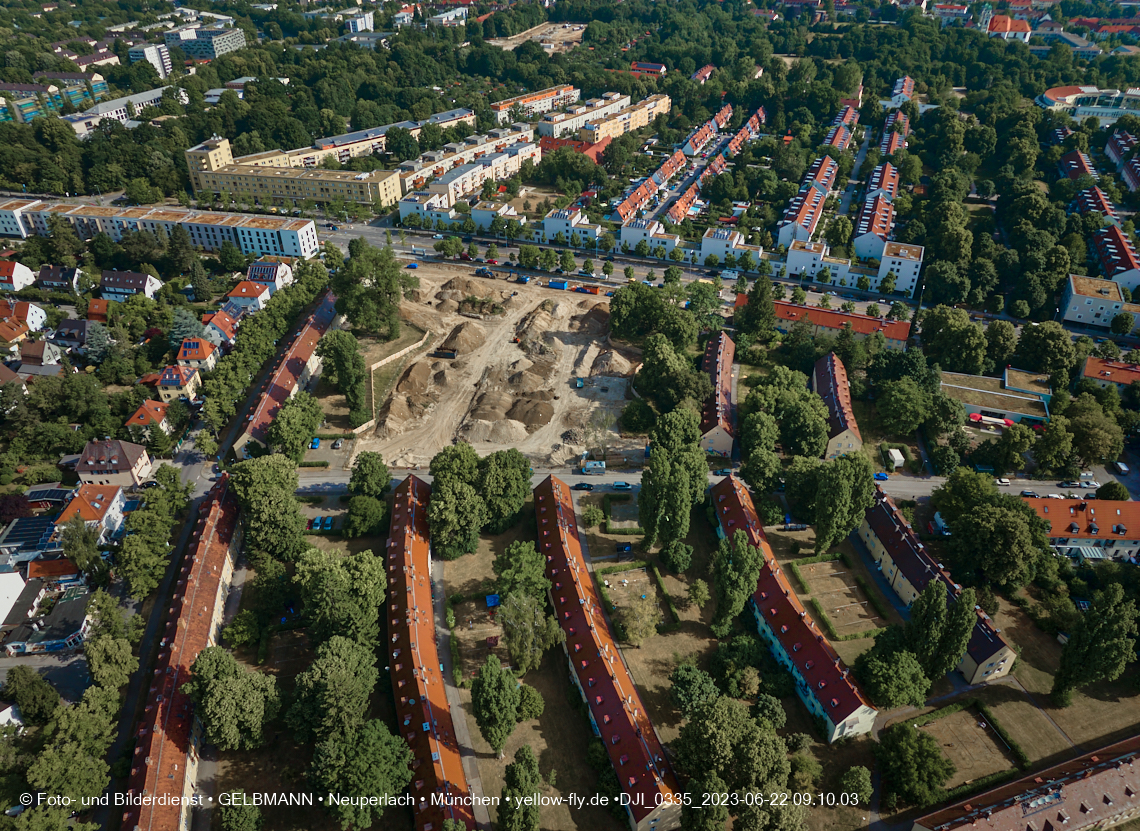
[471,655,520,757]
[309,720,412,828]
[1052,584,1138,706]
[288,636,378,743]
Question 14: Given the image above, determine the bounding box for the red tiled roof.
[227,281,270,299]
[126,399,169,429]
[203,309,239,341]
[122,478,239,831]
[178,338,215,363]
[854,194,894,240]
[0,320,29,344]
[533,476,680,821]
[158,365,197,388]
[87,298,109,321]
[58,484,120,524]
[386,476,474,831]
[1094,225,1140,277]
[246,291,337,444]
[892,76,915,98]
[833,105,859,127]
[824,124,852,151]
[710,476,874,725]
[804,155,839,190]
[988,13,1031,32]
[1107,129,1138,162]
[700,332,735,437]
[1082,356,1140,386]
[1059,149,1098,180]
[814,352,861,443]
[864,487,1011,666]
[1022,496,1140,540]
[880,130,905,156]
[781,187,826,236]
[865,162,899,200]
[26,559,79,579]
[912,733,1140,831]
[1075,187,1118,222]
[773,300,911,341]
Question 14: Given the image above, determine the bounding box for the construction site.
[486,22,587,54]
[354,263,644,468]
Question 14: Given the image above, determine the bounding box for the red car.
[487,259,498,265]
[459,252,471,261]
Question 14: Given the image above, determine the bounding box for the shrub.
[581,505,605,528]
[517,684,545,722]
[620,399,656,433]
[660,540,693,573]
[687,578,709,609]
[840,766,873,805]
[790,753,823,791]
[785,732,814,753]
[343,495,387,538]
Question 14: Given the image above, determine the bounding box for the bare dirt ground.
[356,264,642,468]
[918,709,1018,789]
[799,559,888,637]
[487,22,586,54]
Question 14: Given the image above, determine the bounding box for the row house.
[1106,129,1138,167]
[699,333,735,457]
[1058,149,1098,181]
[768,297,912,347]
[852,195,895,260]
[813,352,863,459]
[823,124,853,151]
[1023,495,1140,563]
[1093,225,1140,293]
[865,162,900,202]
[1074,186,1120,226]
[100,270,162,301]
[888,76,915,108]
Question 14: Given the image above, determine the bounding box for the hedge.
[942,769,1018,803]
[976,702,1032,769]
[650,565,681,625]
[298,460,330,468]
[296,494,326,505]
[314,432,352,440]
[903,698,977,729]
[854,574,894,622]
[788,561,811,594]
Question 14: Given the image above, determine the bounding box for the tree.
[620,593,661,646]
[219,240,246,272]
[875,723,956,807]
[84,635,137,689]
[228,455,300,504]
[840,766,873,805]
[243,486,308,562]
[877,378,933,436]
[856,648,930,707]
[499,745,542,831]
[1097,481,1130,500]
[220,791,262,831]
[309,720,412,829]
[1052,584,1138,706]
[1112,312,1135,336]
[712,530,766,637]
[906,582,978,680]
[471,655,520,757]
[1067,393,1125,465]
[293,548,386,646]
[349,451,390,498]
[117,534,166,600]
[930,468,999,526]
[331,240,416,339]
[0,666,58,725]
[661,540,693,573]
[182,647,280,751]
[385,127,420,161]
[343,495,387,538]
[427,476,487,559]
[582,505,604,527]
[265,392,324,462]
[1033,416,1075,473]
[687,578,710,609]
[288,636,378,744]
[494,540,550,600]
[1015,321,1077,382]
[950,504,1044,587]
[61,514,104,578]
[479,448,531,533]
[517,684,545,721]
[498,592,563,674]
[670,664,719,714]
[809,454,876,554]
[316,330,367,417]
[676,696,790,796]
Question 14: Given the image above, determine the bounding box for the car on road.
[874,472,889,481]
[612,481,632,490]
[432,234,445,240]
[459,252,471,261]
[1020,490,1039,498]
[333,439,344,450]
[995,478,1010,485]
[310,438,320,449]
[1060,481,1079,488]
[406,262,418,269]
[572,482,594,491]
[487,259,499,265]
[713,469,732,476]
[1084,480,1102,489]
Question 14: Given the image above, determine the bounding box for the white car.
[1047,493,1065,499]
[1084,481,1102,489]
[994,478,1010,486]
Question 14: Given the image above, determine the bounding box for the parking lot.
[302,436,354,469]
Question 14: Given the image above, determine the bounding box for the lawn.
[849,399,922,473]
[917,708,1018,788]
[796,732,878,831]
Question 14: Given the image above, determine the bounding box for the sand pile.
[436,299,459,314]
[469,390,513,421]
[570,303,610,334]
[440,277,493,297]
[405,288,426,303]
[463,419,530,443]
[507,396,555,431]
[441,321,486,353]
[591,350,634,377]
[395,361,434,396]
[515,305,555,341]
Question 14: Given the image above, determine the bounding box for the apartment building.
[533,475,682,831]
[878,241,924,295]
[491,84,580,123]
[537,92,631,137]
[0,202,320,259]
[428,7,467,25]
[852,195,895,260]
[1023,496,1140,563]
[710,476,877,742]
[387,476,477,831]
[700,227,763,263]
[345,10,374,32]
[619,218,681,255]
[77,439,152,488]
[1094,225,1140,292]
[1059,274,1134,328]
[395,126,538,194]
[164,26,246,59]
[988,13,1032,39]
[813,352,863,458]
[1081,355,1140,392]
[531,206,603,245]
[193,159,402,208]
[859,487,1016,684]
[579,94,672,144]
[128,44,171,79]
[700,333,735,457]
[769,299,911,347]
[61,85,188,138]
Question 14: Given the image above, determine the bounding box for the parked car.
[307,518,317,530]
[1020,490,1039,498]
[1084,480,1102,489]
[406,262,418,269]
[615,543,633,554]
[310,438,320,449]
[322,516,335,530]
[874,472,889,481]
[432,234,445,240]
[713,469,732,476]
[1060,481,1079,488]
[572,482,594,491]
[487,259,499,265]
[139,481,159,489]
[333,439,344,450]
[612,481,632,490]
[995,478,1010,486]
[1047,493,1065,499]
[459,252,471,261]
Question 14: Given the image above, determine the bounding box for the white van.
[1114,461,1131,475]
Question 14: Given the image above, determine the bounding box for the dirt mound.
[436,299,459,314]
[405,288,426,303]
[469,390,513,422]
[395,361,434,396]
[441,321,486,353]
[463,419,530,443]
[507,396,555,432]
[515,305,555,341]
[508,370,548,393]
[440,277,494,297]
[591,350,634,377]
[571,303,610,335]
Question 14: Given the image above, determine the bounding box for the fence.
[350,329,432,435]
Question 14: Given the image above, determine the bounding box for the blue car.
[873,472,889,481]
[310,438,320,449]
[612,481,632,490]
[323,516,335,531]
[713,469,732,476]
[406,262,419,269]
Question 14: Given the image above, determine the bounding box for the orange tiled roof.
[57,484,120,524]
[126,399,168,429]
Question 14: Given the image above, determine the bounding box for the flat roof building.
[939,368,1051,425]
[537,92,631,138]
[491,84,580,123]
